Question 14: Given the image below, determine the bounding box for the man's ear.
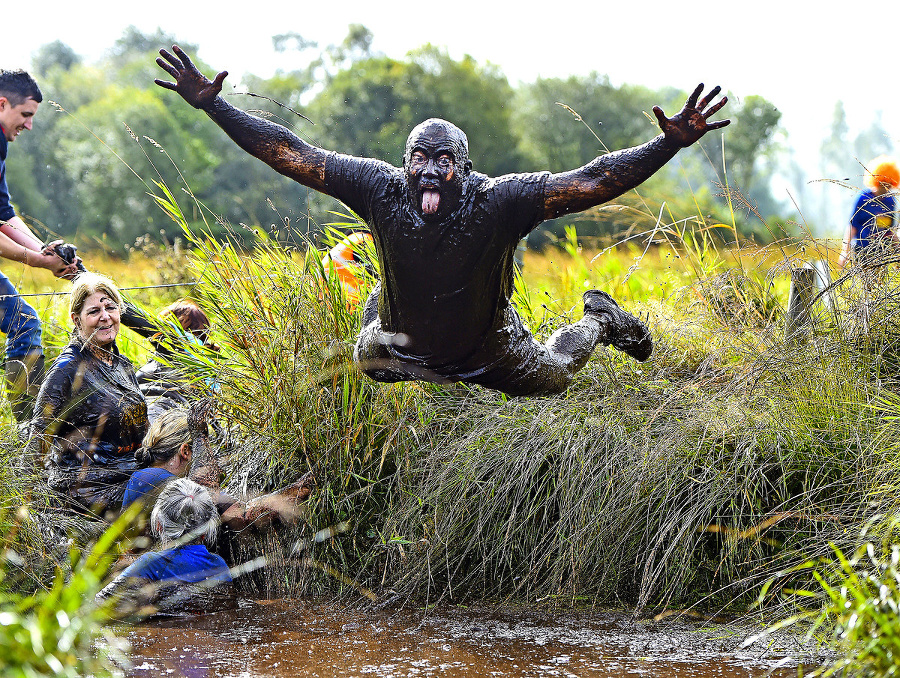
[180,442,192,460]
[0,97,7,112]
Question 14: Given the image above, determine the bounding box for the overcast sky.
[6,0,899,225]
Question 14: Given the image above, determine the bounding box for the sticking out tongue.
[422,190,440,215]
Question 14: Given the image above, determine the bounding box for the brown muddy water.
[121,598,822,677]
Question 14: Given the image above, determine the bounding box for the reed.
[5,170,900,672]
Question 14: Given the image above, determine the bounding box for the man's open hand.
[653,84,730,148]
[155,45,227,110]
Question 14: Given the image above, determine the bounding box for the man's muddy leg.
[462,305,595,396]
[542,316,605,378]
[352,286,413,383]
[544,291,650,370]
[581,290,652,361]
[461,295,651,397]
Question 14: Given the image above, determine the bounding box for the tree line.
[10,25,784,253]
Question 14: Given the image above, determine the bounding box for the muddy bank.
[122,598,825,677]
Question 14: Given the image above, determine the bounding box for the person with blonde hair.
[122,405,313,533]
[97,477,234,615]
[28,272,148,516]
[839,156,900,267]
[122,408,194,509]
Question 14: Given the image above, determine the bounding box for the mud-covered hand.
[653,84,730,148]
[187,398,213,439]
[155,45,227,110]
[188,398,224,489]
[46,240,86,277]
[28,240,78,278]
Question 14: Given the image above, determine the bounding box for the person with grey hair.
[150,477,223,550]
[28,272,148,516]
[97,477,233,615]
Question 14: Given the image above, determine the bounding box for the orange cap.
[866,156,900,189]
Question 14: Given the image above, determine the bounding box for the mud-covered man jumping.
[155,45,729,396]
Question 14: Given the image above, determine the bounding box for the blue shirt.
[122,466,176,508]
[0,127,15,222]
[851,189,896,250]
[119,544,232,584]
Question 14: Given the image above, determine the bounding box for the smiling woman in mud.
[28,272,148,517]
[156,45,729,397]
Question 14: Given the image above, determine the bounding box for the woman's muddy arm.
[25,362,74,469]
[186,400,224,489]
[218,474,314,532]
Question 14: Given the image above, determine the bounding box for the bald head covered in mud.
[403,119,472,219]
[156,45,729,396]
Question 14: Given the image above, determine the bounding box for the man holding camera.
[0,69,79,422]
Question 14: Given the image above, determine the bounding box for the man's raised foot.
[583,290,652,362]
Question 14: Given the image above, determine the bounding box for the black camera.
[52,243,86,272]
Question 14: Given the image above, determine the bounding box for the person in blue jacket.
[97,477,234,615]
[839,156,899,268]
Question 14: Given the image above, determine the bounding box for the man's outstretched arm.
[541,84,729,220]
[155,45,329,193]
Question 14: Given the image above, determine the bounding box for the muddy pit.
[122,598,823,677]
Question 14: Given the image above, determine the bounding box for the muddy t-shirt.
[31,336,148,473]
[325,153,548,365]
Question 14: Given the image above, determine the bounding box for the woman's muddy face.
[74,291,120,347]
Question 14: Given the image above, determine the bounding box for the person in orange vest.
[320,231,374,304]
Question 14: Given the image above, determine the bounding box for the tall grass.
[5,161,900,678]
[101,179,896,623]
[0,506,132,677]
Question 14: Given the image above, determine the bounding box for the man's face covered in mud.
[404,119,472,221]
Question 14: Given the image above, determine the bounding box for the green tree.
[308,45,523,176]
[31,40,81,76]
[694,93,781,204]
[510,75,708,246]
[108,26,190,68]
[54,86,216,244]
[9,30,217,248]
[199,70,313,238]
[272,23,374,92]
[513,74,678,172]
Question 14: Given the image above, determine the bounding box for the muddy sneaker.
[583,290,653,362]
